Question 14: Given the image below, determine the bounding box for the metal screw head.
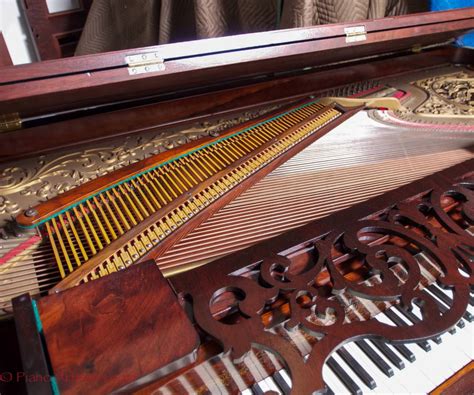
[24,208,38,217]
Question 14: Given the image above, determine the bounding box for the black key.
[356,340,394,377]
[423,289,465,329]
[327,356,362,395]
[394,305,442,345]
[393,343,416,363]
[337,347,376,389]
[252,383,265,395]
[463,310,474,323]
[370,340,405,370]
[469,295,474,307]
[428,284,454,305]
[384,310,432,352]
[273,371,291,395]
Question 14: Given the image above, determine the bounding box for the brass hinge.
[0,112,22,133]
[344,26,367,43]
[125,52,165,75]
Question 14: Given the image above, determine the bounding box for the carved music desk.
[0,7,473,395]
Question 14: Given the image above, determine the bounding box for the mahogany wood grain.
[2,8,471,84]
[0,33,13,67]
[0,9,472,118]
[36,260,199,395]
[0,46,468,162]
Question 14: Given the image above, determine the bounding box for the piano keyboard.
[152,257,473,395]
[153,288,473,395]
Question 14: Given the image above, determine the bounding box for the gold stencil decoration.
[0,107,278,227]
[414,72,474,117]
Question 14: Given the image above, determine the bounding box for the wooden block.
[36,261,199,394]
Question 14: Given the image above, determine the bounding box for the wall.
[0,0,78,64]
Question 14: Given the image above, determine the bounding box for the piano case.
[0,8,473,161]
[2,7,474,395]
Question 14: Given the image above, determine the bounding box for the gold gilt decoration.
[414,72,474,117]
[0,107,278,227]
[369,68,474,127]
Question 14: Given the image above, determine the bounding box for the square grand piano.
[0,7,473,395]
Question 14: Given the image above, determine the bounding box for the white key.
[405,338,452,383]
[435,331,471,373]
[457,323,474,359]
[384,343,434,394]
[279,369,292,388]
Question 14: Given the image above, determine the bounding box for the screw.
[24,208,38,217]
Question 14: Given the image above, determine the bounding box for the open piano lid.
[0,7,473,118]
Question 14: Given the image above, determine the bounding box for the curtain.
[75,0,410,56]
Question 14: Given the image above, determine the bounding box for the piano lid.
[0,8,473,118]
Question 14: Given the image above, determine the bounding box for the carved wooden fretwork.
[172,160,473,394]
